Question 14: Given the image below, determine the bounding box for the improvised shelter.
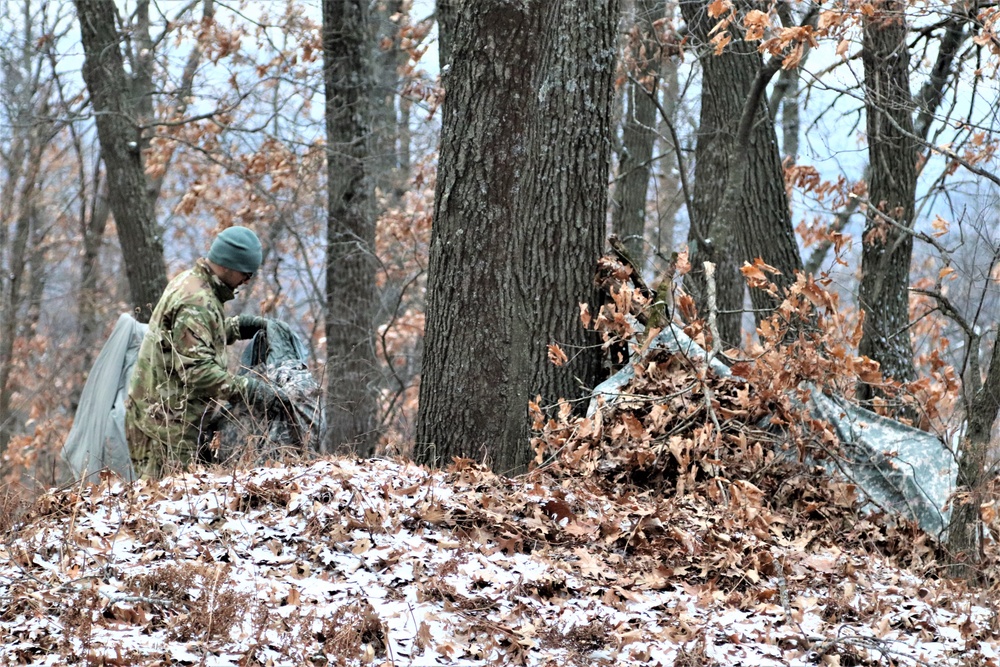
[590,323,956,538]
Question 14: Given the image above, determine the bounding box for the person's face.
[221,267,254,290]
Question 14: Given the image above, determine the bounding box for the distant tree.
[73,0,167,319]
[612,0,667,267]
[856,0,918,406]
[0,0,60,454]
[416,0,618,473]
[679,0,804,347]
[322,0,380,454]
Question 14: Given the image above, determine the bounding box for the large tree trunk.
[416,0,617,474]
[680,0,803,347]
[323,0,380,455]
[612,0,667,267]
[74,0,167,319]
[520,0,617,471]
[857,0,918,405]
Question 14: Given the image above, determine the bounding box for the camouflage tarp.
[589,322,956,538]
[209,319,325,466]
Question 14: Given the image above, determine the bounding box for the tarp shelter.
[590,323,956,539]
[61,313,146,483]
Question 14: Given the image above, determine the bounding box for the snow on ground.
[0,457,997,666]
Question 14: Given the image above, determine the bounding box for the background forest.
[0,0,998,547]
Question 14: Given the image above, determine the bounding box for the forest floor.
[0,450,997,666]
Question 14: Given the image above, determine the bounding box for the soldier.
[125,226,289,479]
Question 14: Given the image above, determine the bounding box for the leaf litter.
[0,449,998,666]
[3,253,999,665]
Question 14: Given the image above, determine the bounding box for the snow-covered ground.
[0,457,996,665]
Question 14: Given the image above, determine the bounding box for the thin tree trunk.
[74,0,167,320]
[79,173,111,368]
[857,0,918,405]
[323,0,380,454]
[612,0,667,266]
[653,57,681,260]
[436,0,459,71]
[949,332,1000,579]
[373,0,407,203]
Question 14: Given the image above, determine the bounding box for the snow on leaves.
[0,456,999,665]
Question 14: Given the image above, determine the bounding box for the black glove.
[237,314,269,340]
[243,377,293,419]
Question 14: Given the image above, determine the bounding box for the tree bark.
[436,0,459,71]
[949,331,1000,579]
[323,0,380,455]
[74,0,167,320]
[612,0,667,266]
[857,0,918,405]
[680,0,802,346]
[373,0,408,202]
[520,0,618,472]
[416,0,617,474]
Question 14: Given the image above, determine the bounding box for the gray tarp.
[60,313,146,483]
[589,323,956,538]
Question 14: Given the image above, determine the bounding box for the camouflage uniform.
[125,259,251,479]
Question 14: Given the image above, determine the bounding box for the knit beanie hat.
[208,226,262,274]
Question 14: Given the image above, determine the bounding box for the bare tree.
[74,0,167,319]
[856,0,918,406]
[323,0,380,454]
[0,0,58,453]
[679,0,804,346]
[613,0,667,267]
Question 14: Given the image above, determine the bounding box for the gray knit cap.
[208,226,262,274]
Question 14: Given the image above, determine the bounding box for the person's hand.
[243,377,293,419]
[237,314,269,340]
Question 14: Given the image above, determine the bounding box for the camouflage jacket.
[125,260,250,470]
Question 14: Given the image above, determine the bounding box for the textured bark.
[949,333,1000,579]
[323,0,380,454]
[416,0,617,474]
[520,0,617,467]
[436,0,459,71]
[857,0,918,404]
[680,0,802,346]
[805,5,968,275]
[373,0,408,202]
[74,0,167,320]
[612,0,666,266]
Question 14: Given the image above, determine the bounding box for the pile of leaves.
[533,253,946,569]
[1,457,999,666]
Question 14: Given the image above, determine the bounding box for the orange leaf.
[547,343,569,367]
[708,0,731,18]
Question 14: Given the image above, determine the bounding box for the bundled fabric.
[61,314,147,482]
[208,319,325,466]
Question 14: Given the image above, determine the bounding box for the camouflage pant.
[125,420,198,480]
